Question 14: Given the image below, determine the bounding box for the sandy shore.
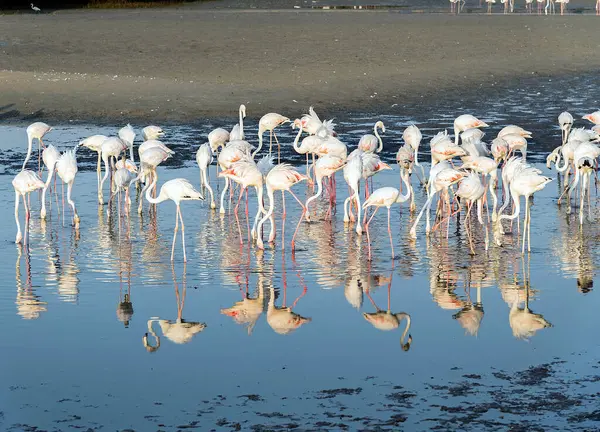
[1,9,599,123]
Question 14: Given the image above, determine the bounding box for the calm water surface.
[2,75,600,431]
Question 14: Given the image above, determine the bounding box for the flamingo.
[118,124,136,165]
[498,168,552,253]
[13,170,45,244]
[78,134,108,204]
[555,0,568,14]
[229,104,247,141]
[461,156,499,220]
[362,152,392,198]
[208,128,230,153]
[305,155,346,222]
[583,111,600,125]
[99,137,128,205]
[138,139,174,157]
[486,0,495,13]
[343,153,363,235]
[358,121,385,153]
[491,137,509,164]
[137,147,172,214]
[453,115,488,145]
[300,106,336,137]
[291,119,319,178]
[144,177,204,262]
[410,165,465,238]
[362,170,412,261]
[196,143,216,209]
[221,282,265,335]
[56,149,80,228]
[396,144,417,211]
[24,122,52,173]
[455,172,488,252]
[403,125,424,181]
[498,125,532,140]
[256,164,308,250]
[217,141,253,214]
[108,164,138,219]
[40,144,61,220]
[31,3,41,12]
[142,125,165,141]
[509,282,552,339]
[258,113,290,162]
[558,111,574,145]
[501,133,529,160]
[545,0,555,14]
[431,130,467,166]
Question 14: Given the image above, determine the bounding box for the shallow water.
[3,79,600,430]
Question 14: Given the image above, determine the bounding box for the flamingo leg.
[274,131,281,164]
[387,206,394,260]
[365,206,379,261]
[288,190,307,251]
[15,191,22,244]
[171,204,180,261]
[178,204,187,263]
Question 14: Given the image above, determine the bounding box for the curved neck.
[239,106,245,138]
[499,187,520,221]
[293,126,303,153]
[556,149,570,172]
[397,171,411,203]
[144,319,161,352]
[395,313,411,350]
[145,174,165,204]
[22,134,33,171]
[374,124,383,152]
[257,187,275,239]
[253,132,263,158]
[306,175,323,210]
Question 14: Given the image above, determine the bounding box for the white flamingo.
[78,134,108,204]
[13,170,45,244]
[196,143,216,209]
[24,122,52,173]
[56,149,80,228]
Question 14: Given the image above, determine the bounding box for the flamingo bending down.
[358,121,385,153]
[453,115,488,145]
[56,149,80,228]
[137,147,172,214]
[196,143,216,209]
[362,170,412,261]
[208,128,230,153]
[79,134,108,204]
[24,122,52,174]
[558,111,574,146]
[217,141,253,214]
[13,170,45,244]
[305,155,346,222]
[40,145,61,219]
[99,137,128,205]
[118,124,137,164]
[461,156,499,220]
[256,164,308,250]
[258,113,290,162]
[145,177,204,262]
[396,144,417,211]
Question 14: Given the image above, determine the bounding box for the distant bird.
[56,149,80,228]
[78,134,108,204]
[13,170,45,244]
[258,113,290,162]
[362,170,412,261]
[24,122,52,173]
[31,3,41,12]
[144,177,204,262]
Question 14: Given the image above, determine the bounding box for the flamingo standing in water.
[229,104,247,141]
[545,0,555,14]
[118,124,137,165]
[40,144,61,220]
[258,113,290,162]
[137,147,172,214]
[256,164,308,250]
[13,170,45,244]
[343,154,363,235]
[396,144,417,211]
[144,177,204,262]
[108,163,138,219]
[498,168,552,254]
[99,137,128,205]
[403,124,425,183]
[558,111,574,146]
[78,134,108,204]
[24,122,52,174]
[305,155,346,222]
[362,170,412,261]
[196,143,216,209]
[56,149,80,228]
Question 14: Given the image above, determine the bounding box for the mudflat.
[0,8,598,123]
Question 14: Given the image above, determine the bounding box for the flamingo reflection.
[143,264,206,351]
[16,244,47,320]
[363,272,412,351]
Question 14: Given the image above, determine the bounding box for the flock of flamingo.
[451,0,600,15]
[11,106,600,263]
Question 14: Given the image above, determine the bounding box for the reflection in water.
[116,239,134,328]
[363,272,412,351]
[143,265,207,351]
[266,252,311,335]
[15,245,47,320]
[57,229,80,303]
[507,258,552,340]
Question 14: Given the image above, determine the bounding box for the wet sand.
[1,9,599,123]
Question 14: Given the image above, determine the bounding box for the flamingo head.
[375,121,386,133]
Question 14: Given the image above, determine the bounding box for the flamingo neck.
[499,187,520,221]
[397,171,411,203]
[239,107,245,139]
[22,134,33,171]
[374,124,383,152]
[144,175,166,204]
[293,126,303,153]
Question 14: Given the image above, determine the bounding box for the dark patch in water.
[316,387,363,399]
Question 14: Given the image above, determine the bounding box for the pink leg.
[387,206,394,260]
[289,190,307,251]
[234,185,245,215]
[365,207,379,261]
